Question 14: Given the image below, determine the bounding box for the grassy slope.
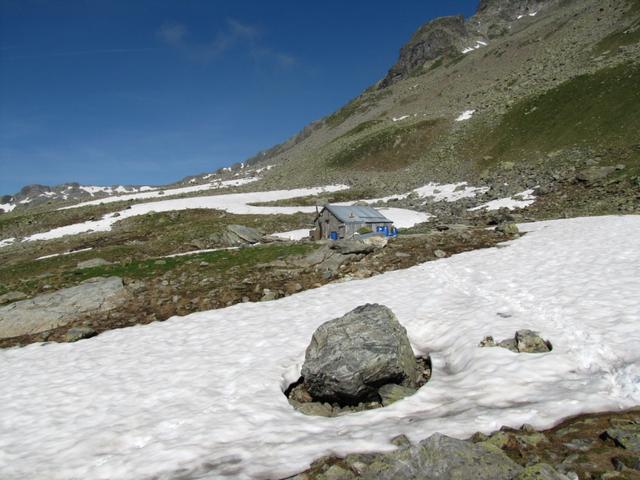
[327,119,448,171]
[477,62,640,171]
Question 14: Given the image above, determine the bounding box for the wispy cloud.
[157,18,294,67]
[3,48,158,60]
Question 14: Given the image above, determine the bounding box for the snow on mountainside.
[1,215,639,480]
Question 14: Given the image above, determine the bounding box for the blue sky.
[0,1,478,194]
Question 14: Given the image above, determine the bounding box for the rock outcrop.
[0,277,130,340]
[380,16,468,87]
[301,304,420,404]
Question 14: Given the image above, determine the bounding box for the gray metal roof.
[323,204,392,224]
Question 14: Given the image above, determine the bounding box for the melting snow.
[455,109,476,121]
[0,203,15,213]
[62,178,260,211]
[0,216,639,480]
[469,189,537,211]
[462,41,488,54]
[345,182,489,205]
[35,248,93,261]
[271,229,311,241]
[13,186,349,243]
[392,115,410,122]
[0,237,16,248]
[1,185,432,246]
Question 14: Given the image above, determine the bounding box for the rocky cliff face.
[476,0,557,19]
[380,0,561,87]
[380,15,468,88]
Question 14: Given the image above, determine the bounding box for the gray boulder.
[359,433,522,480]
[301,304,420,404]
[514,463,570,479]
[378,384,418,407]
[516,329,551,353]
[575,166,617,185]
[603,424,640,452]
[0,277,130,340]
[77,258,112,269]
[222,224,263,245]
[63,326,98,342]
[329,239,377,255]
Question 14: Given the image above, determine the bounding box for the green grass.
[327,119,446,170]
[480,63,640,168]
[63,243,316,282]
[594,19,640,54]
[332,120,383,142]
[248,187,379,207]
[324,89,392,129]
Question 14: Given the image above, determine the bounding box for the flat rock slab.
[0,277,130,340]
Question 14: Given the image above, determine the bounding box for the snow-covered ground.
[469,189,537,211]
[61,178,260,211]
[1,215,639,480]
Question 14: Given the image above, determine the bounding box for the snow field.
[1,215,639,480]
[61,178,260,211]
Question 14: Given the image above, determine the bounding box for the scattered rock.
[603,424,640,452]
[483,330,552,353]
[575,166,617,185]
[301,304,421,404]
[63,326,97,342]
[514,463,569,479]
[76,258,112,269]
[479,335,496,347]
[516,329,552,353]
[329,239,377,255]
[495,223,520,235]
[364,433,522,479]
[378,384,418,406]
[434,249,447,258]
[0,291,28,305]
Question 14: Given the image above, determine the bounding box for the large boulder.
[213,224,264,246]
[0,277,130,340]
[301,304,420,404]
[291,433,523,479]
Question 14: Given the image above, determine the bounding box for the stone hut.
[312,205,393,240]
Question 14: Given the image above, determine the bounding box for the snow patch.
[1,216,639,479]
[0,203,16,213]
[392,115,410,122]
[455,109,476,121]
[0,237,16,248]
[62,178,260,211]
[462,41,488,54]
[271,229,311,241]
[36,248,93,261]
[469,189,536,211]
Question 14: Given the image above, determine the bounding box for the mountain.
[3,0,638,215]
[243,0,639,206]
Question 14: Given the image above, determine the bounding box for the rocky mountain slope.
[241,0,639,204]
